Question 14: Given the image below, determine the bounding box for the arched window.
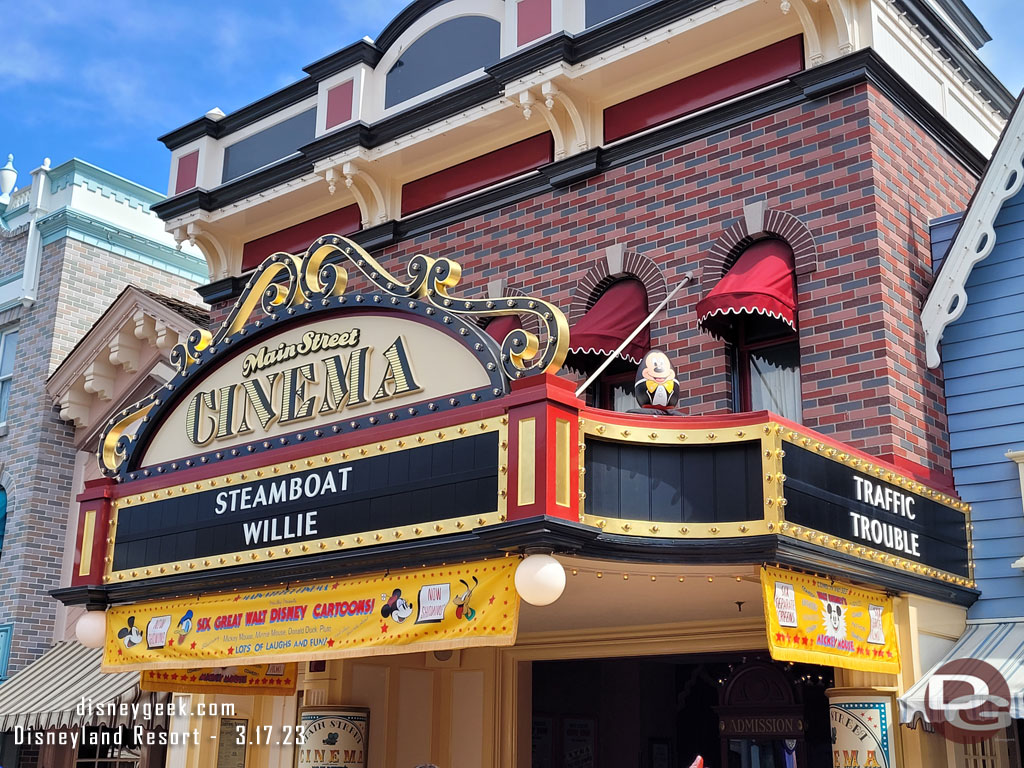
[586,0,652,27]
[0,485,7,553]
[385,16,501,109]
[696,239,802,422]
[566,278,650,411]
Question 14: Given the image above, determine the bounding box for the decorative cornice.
[375,0,454,52]
[302,40,382,80]
[922,95,1024,367]
[889,0,1009,116]
[0,272,25,314]
[540,147,602,188]
[158,79,320,150]
[0,207,29,231]
[485,34,578,84]
[156,0,1009,160]
[156,48,988,232]
[189,49,992,305]
[930,0,992,48]
[46,158,164,209]
[300,122,374,165]
[35,209,208,283]
[157,115,224,150]
[46,285,204,402]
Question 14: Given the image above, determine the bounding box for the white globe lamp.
[75,611,107,649]
[514,553,566,606]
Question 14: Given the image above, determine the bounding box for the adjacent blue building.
[924,104,1024,622]
[906,99,1024,744]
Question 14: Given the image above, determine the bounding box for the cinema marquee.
[57,236,973,766]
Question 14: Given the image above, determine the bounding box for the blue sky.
[2,0,1021,195]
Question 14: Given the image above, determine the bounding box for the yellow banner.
[762,566,900,675]
[103,558,519,671]
[141,663,298,696]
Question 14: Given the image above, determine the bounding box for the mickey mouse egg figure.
[634,349,680,409]
[514,552,566,606]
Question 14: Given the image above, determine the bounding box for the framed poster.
[297,707,370,768]
[828,691,898,768]
[216,717,248,768]
[562,716,595,768]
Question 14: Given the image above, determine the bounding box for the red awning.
[696,239,797,336]
[568,279,649,364]
[484,314,523,344]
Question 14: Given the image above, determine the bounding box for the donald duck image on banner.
[634,349,681,410]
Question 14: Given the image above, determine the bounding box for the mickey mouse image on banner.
[634,349,683,413]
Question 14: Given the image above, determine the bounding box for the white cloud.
[0,39,59,87]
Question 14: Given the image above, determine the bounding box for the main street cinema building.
[53,0,1015,766]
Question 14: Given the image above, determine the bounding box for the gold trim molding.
[577,415,974,588]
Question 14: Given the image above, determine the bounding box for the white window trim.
[370,0,506,121]
[1008,449,1024,570]
[0,326,17,429]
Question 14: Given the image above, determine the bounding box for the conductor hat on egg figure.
[634,349,680,409]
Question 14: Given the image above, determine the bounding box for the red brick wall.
[209,83,976,476]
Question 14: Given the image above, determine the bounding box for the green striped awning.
[0,641,163,731]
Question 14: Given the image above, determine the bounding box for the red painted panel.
[604,36,804,143]
[401,133,554,216]
[174,150,199,194]
[517,0,552,46]
[72,478,116,587]
[326,80,355,129]
[241,204,361,271]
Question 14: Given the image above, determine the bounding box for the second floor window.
[0,486,6,553]
[385,16,501,109]
[0,328,17,425]
[732,315,802,422]
[696,238,801,422]
[566,278,650,412]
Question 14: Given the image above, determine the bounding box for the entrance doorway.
[530,654,833,768]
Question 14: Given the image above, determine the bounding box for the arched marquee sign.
[99,235,568,480]
[90,235,568,585]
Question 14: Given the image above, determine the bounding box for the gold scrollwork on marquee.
[98,235,569,477]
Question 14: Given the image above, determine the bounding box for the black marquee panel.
[113,432,499,571]
[783,444,970,577]
[584,439,763,523]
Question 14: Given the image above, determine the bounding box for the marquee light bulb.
[514,554,566,607]
[75,610,107,648]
